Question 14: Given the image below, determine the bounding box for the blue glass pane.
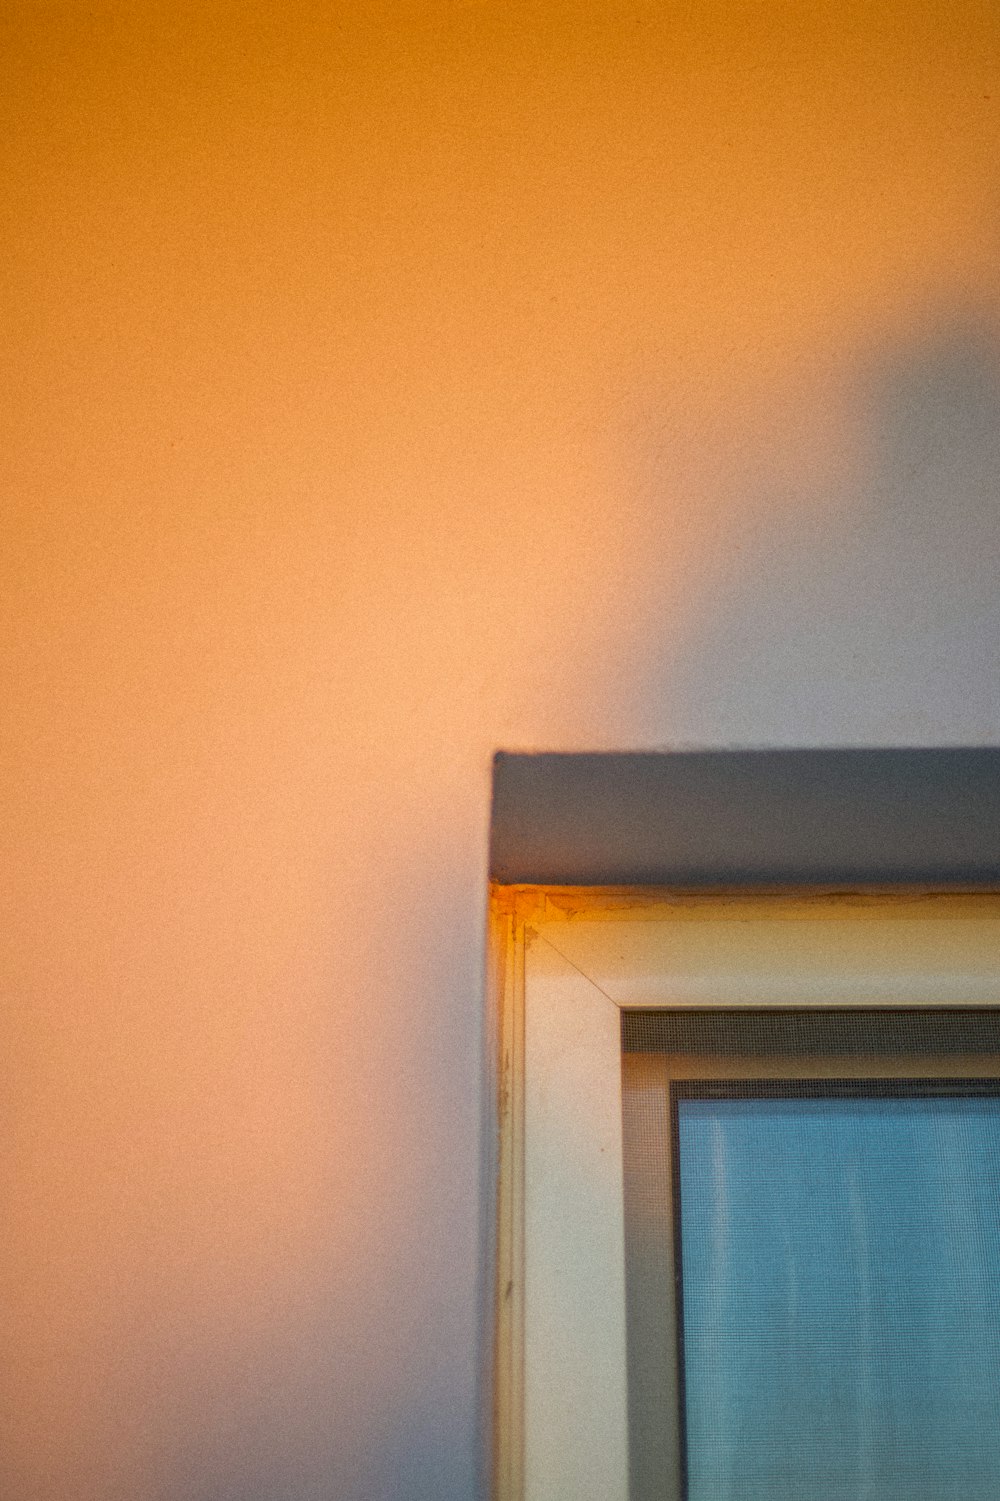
[677,1094,1000,1501]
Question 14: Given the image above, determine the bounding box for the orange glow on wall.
[3,4,999,1495]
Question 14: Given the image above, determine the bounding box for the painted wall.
[3,5,999,1497]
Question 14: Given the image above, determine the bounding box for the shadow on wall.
[640,310,1000,746]
[259,308,1000,1501]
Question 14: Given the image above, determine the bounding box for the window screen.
[621,1010,1000,1501]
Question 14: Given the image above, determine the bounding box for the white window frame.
[489,890,1000,1501]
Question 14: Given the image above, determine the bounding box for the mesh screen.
[621,1009,1000,1501]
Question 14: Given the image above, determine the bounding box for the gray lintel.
[489,748,1000,888]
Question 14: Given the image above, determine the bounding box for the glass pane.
[677,1092,1000,1501]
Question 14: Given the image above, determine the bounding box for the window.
[490,893,1000,1501]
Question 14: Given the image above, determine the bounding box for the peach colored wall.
[3,5,999,1497]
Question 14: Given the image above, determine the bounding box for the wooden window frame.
[488,889,1000,1501]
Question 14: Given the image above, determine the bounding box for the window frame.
[489,890,1000,1501]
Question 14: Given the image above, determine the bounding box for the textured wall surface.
[3,5,1000,1497]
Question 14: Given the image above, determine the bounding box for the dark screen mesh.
[622,1007,1000,1061]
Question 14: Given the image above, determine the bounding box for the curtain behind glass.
[678,1092,1000,1501]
